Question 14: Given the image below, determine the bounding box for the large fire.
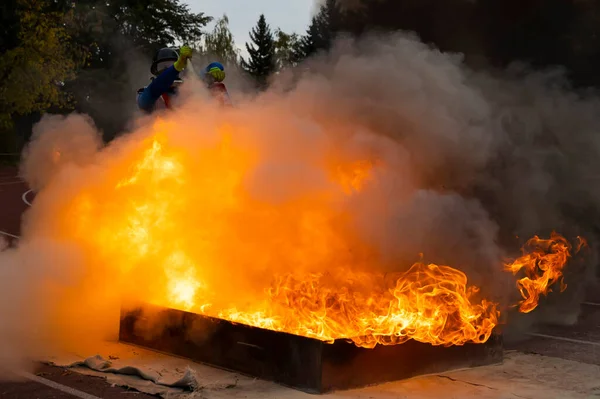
[54,118,579,349]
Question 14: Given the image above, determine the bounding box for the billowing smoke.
[20,114,103,192]
[295,32,599,322]
[0,31,595,372]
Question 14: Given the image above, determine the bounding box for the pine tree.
[294,0,339,61]
[241,14,276,88]
[295,18,320,60]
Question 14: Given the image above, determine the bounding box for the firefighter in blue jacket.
[137,45,231,112]
[137,46,191,112]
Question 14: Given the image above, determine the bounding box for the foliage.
[65,0,212,140]
[332,0,600,87]
[0,0,21,52]
[241,14,276,88]
[273,29,303,70]
[4,0,600,151]
[295,0,339,61]
[76,0,212,61]
[200,14,239,65]
[0,0,84,130]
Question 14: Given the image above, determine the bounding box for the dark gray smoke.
[278,31,598,328]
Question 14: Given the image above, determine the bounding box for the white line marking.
[0,180,25,185]
[582,302,600,307]
[16,370,103,399]
[22,189,32,206]
[0,230,19,239]
[527,332,600,347]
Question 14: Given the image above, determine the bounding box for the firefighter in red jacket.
[201,62,233,107]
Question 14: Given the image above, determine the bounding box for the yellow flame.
[56,118,579,348]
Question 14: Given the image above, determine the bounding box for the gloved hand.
[174,45,193,72]
[208,67,225,82]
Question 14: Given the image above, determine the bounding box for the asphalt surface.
[506,302,600,366]
[0,165,598,397]
[1,364,157,398]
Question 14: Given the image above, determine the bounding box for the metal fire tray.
[118,302,503,394]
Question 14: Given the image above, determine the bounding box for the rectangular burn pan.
[118,302,503,394]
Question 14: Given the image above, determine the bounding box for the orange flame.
[504,232,586,313]
[218,264,499,348]
[54,119,583,349]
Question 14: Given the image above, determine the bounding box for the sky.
[185,0,316,57]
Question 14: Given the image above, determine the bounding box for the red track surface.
[0,166,29,243]
[0,167,157,398]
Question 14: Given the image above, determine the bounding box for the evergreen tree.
[241,14,276,88]
[295,0,339,61]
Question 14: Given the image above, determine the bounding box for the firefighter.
[137,45,193,112]
[137,46,232,113]
[201,61,233,107]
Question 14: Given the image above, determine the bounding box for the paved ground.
[0,165,598,398]
[506,302,600,366]
[0,168,159,398]
[0,364,158,399]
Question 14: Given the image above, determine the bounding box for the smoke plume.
[0,31,596,372]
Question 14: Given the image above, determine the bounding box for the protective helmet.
[205,62,225,73]
[203,62,225,82]
[151,47,179,76]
